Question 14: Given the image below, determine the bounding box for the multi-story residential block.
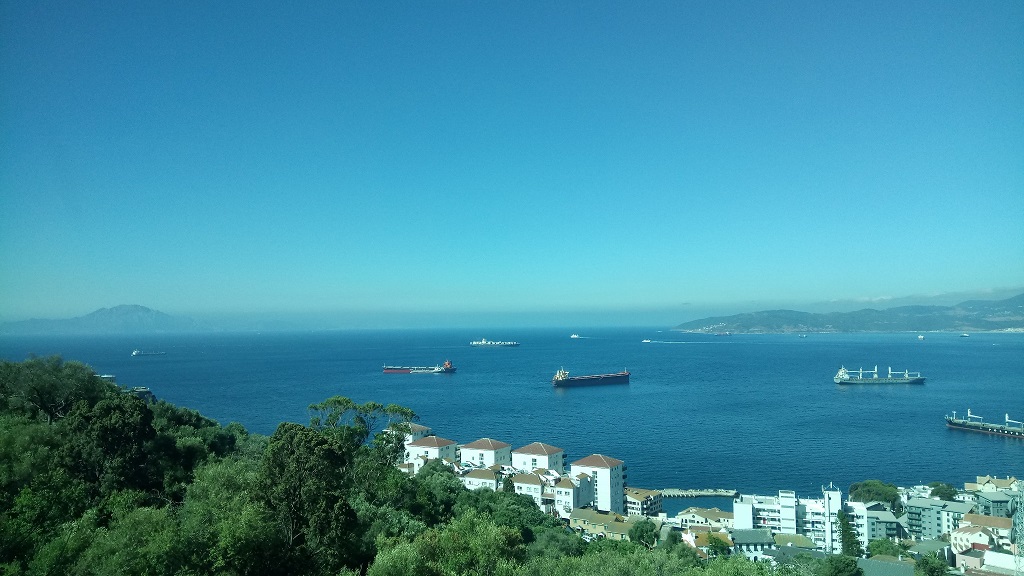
[959,513,1013,549]
[904,498,975,540]
[972,491,1014,517]
[733,485,843,554]
[398,423,433,460]
[460,438,512,468]
[462,468,501,491]
[625,487,663,517]
[512,442,566,473]
[405,435,458,473]
[511,473,550,511]
[552,474,594,519]
[846,501,907,550]
[950,526,996,553]
[571,454,626,515]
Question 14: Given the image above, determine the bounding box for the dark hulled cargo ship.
[945,409,1024,438]
[383,360,456,374]
[552,368,629,387]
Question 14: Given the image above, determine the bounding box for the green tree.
[823,554,864,576]
[706,533,732,558]
[258,421,360,574]
[0,356,116,423]
[627,519,658,549]
[916,552,949,576]
[927,482,958,501]
[839,510,863,557]
[849,480,902,513]
[867,539,905,558]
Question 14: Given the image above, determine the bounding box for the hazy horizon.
[3,3,1022,326]
[2,286,1021,331]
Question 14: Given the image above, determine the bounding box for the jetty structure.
[945,409,1024,438]
[660,488,740,498]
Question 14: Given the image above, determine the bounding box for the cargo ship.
[945,410,1024,438]
[383,360,456,374]
[469,338,519,347]
[833,365,925,384]
[552,368,629,387]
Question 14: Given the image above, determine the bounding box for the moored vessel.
[833,365,925,384]
[469,338,519,347]
[383,360,456,374]
[552,368,629,387]
[945,410,1024,438]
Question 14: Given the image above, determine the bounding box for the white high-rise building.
[570,454,626,515]
[733,484,844,554]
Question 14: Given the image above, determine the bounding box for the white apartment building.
[733,485,843,554]
[512,442,566,473]
[552,474,594,519]
[405,435,458,473]
[511,473,549,510]
[571,454,626,515]
[460,438,512,468]
[462,468,501,491]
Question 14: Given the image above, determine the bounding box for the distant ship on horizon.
[131,349,166,357]
[469,338,519,347]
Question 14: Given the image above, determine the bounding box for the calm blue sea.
[3,329,1021,515]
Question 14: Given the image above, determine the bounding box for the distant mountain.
[673,293,1024,334]
[0,305,198,335]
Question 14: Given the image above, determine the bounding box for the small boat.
[918,335,925,340]
[383,360,456,374]
[552,368,629,387]
[131,349,166,356]
[641,339,651,343]
[570,334,580,339]
[960,333,970,338]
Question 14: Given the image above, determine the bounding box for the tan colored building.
[625,487,663,517]
[570,507,663,542]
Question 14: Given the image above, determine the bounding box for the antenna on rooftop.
[1014,489,1023,576]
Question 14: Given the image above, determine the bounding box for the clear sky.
[2,1,1022,328]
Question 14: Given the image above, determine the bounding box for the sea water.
[2,329,1021,515]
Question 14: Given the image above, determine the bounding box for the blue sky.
[2,1,1022,327]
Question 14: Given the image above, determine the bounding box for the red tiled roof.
[407,435,456,448]
[571,454,624,468]
[463,438,511,450]
[513,442,563,455]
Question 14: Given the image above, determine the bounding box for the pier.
[659,488,739,498]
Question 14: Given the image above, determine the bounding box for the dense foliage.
[0,356,936,575]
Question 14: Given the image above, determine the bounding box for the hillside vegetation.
[2,356,888,575]
[674,293,1024,334]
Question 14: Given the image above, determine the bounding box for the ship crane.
[1006,414,1023,429]
[967,409,984,422]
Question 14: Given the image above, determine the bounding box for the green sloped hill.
[673,293,1024,333]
